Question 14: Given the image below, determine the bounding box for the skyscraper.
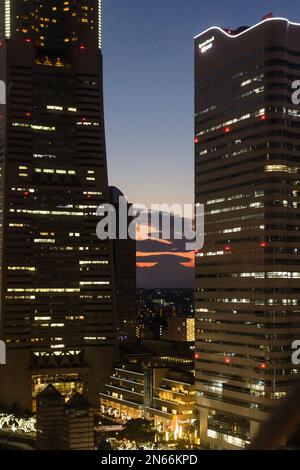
[109,187,137,341]
[194,18,300,449]
[0,0,117,410]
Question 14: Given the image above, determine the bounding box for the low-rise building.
[99,352,196,442]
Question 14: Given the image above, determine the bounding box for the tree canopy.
[119,419,156,444]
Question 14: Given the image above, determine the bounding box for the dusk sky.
[102,0,300,287]
[103,0,300,208]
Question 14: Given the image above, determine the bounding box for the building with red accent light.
[194,17,300,449]
[0,0,117,411]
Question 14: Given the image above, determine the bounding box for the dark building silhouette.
[194,18,300,449]
[0,0,117,410]
[109,187,137,341]
[62,392,94,450]
[36,385,94,450]
[36,384,64,450]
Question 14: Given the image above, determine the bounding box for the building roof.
[65,392,92,409]
[194,17,300,40]
[37,384,62,398]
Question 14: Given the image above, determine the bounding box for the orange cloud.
[136,262,158,268]
[136,251,195,260]
[180,259,195,268]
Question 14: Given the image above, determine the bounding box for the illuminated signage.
[199,36,215,53]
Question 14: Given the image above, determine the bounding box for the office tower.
[0,0,117,411]
[61,392,94,450]
[37,385,94,450]
[164,316,195,342]
[109,187,137,341]
[36,384,64,450]
[194,18,300,449]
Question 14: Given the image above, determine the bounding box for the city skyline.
[1,0,300,455]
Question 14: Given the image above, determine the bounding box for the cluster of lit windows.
[66,316,85,321]
[206,201,264,216]
[79,260,108,265]
[83,191,102,196]
[34,238,55,244]
[224,272,300,279]
[10,209,84,217]
[6,295,36,300]
[206,191,264,205]
[47,105,63,111]
[84,336,107,342]
[46,105,77,113]
[12,122,56,132]
[79,281,110,286]
[11,187,35,193]
[9,223,28,228]
[207,430,247,448]
[33,153,56,159]
[205,213,264,226]
[196,109,265,137]
[7,288,80,293]
[36,57,68,68]
[265,165,298,174]
[76,120,100,127]
[198,251,225,258]
[240,74,264,87]
[203,224,265,237]
[34,168,76,175]
[208,298,300,306]
[8,266,36,272]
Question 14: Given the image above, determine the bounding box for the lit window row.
[265,165,298,174]
[8,266,36,272]
[206,202,264,215]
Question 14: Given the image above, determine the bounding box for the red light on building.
[23,191,30,197]
[262,12,273,20]
[195,353,200,360]
[260,242,268,248]
[80,45,87,50]
[260,114,267,121]
[25,112,31,117]
[24,38,31,43]
[261,363,266,369]
[225,245,231,252]
[225,357,231,364]
[225,127,231,133]
[194,136,199,144]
